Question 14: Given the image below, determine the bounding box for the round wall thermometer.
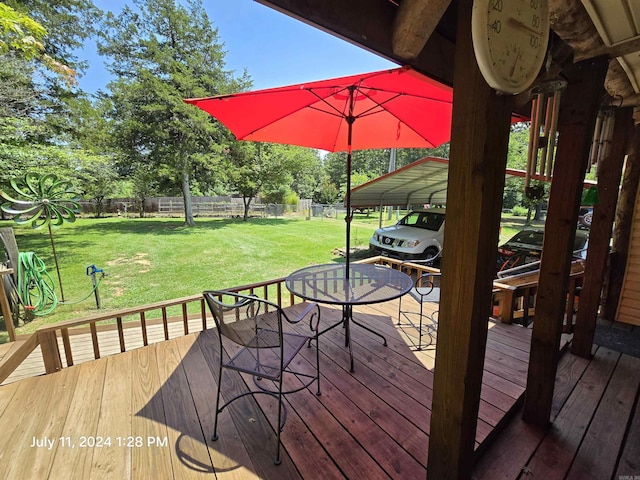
[471,0,550,95]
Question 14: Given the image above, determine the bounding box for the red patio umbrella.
[185,65,453,275]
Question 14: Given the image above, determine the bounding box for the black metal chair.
[398,259,441,350]
[203,290,321,465]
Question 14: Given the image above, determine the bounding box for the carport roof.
[349,157,597,208]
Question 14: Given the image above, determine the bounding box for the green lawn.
[0,215,379,341]
[0,211,539,343]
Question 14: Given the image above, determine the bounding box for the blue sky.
[78,0,397,93]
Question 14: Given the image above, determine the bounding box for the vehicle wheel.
[582,212,592,227]
[421,247,439,264]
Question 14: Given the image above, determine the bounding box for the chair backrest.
[203,290,283,348]
[415,272,442,303]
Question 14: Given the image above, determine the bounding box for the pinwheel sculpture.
[1,173,81,302]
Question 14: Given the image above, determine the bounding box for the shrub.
[511,205,527,216]
[284,191,299,205]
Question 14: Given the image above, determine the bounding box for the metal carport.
[349,156,596,209]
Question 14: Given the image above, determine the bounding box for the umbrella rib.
[306,105,347,119]
[336,94,433,147]
[353,91,401,119]
[355,89,451,119]
[306,87,352,151]
[307,87,350,118]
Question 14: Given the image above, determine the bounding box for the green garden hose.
[14,253,106,318]
[17,252,58,316]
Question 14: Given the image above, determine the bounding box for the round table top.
[285,263,413,306]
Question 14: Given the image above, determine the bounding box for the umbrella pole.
[346,147,352,279]
[345,87,356,280]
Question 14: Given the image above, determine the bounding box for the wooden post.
[427,0,512,478]
[572,107,633,357]
[38,329,62,374]
[606,114,640,319]
[0,268,16,342]
[523,57,608,427]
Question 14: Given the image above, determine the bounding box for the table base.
[317,305,388,372]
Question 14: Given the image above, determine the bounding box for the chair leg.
[211,359,223,442]
[417,300,424,351]
[315,335,321,396]
[275,377,284,465]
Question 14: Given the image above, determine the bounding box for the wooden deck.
[0,297,573,479]
[12,302,640,480]
[474,323,640,480]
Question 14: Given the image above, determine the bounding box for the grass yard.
[0,211,541,343]
[0,215,380,341]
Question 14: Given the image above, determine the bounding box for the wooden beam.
[255,0,456,86]
[572,107,633,358]
[549,0,603,56]
[577,36,640,62]
[606,59,637,103]
[523,57,609,427]
[606,121,640,319]
[392,0,452,60]
[427,0,512,478]
[548,0,637,106]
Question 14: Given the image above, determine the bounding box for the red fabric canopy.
[184,65,453,152]
[185,66,456,274]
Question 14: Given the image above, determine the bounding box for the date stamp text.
[30,435,168,450]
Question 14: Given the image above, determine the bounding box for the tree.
[290,149,323,200]
[223,142,312,221]
[74,153,119,217]
[506,124,529,170]
[316,177,340,204]
[98,0,250,226]
[0,0,108,201]
[130,164,158,217]
[0,2,76,84]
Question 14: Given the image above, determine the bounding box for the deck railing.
[1,256,424,382]
[2,255,581,383]
[492,260,585,329]
[34,277,301,375]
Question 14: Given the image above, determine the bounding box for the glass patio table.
[285,263,412,371]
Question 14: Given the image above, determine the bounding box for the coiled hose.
[17,252,58,316]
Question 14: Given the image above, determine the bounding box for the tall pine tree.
[98,0,251,225]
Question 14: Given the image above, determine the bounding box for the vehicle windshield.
[508,230,588,251]
[508,230,545,247]
[398,211,445,231]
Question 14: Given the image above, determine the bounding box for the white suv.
[369,208,445,261]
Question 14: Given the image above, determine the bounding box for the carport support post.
[523,57,608,426]
[572,106,632,358]
[427,0,512,478]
